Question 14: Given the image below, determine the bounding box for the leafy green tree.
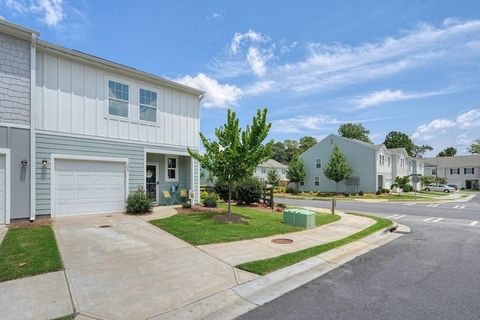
[284,139,299,163]
[299,136,318,153]
[323,145,353,194]
[421,175,447,186]
[437,147,457,157]
[286,155,305,193]
[413,144,433,158]
[383,131,416,156]
[272,141,288,164]
[189,108,273,215]
[391,176,412,192]
[468,138,480,154]
[267,169,280,186]
[338,123,372,143]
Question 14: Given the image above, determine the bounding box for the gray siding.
[0,31,31,125]
[36,133,198,215]
[0,126,31,219]
[299,135,376,193]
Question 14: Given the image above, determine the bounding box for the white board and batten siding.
[35,51,200,148]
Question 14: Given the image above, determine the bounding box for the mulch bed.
[8,216,52,229]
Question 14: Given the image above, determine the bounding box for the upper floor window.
[261,167,266,174]
[314,177,320,186]
[400,158,405,168]
[387,156,391,167]
[379,155,385,166]
[465,168,475,175]
[432,168,437,175]
[108,80,129,118]
[165,156,178,182]
[316,159,321,168]
[281,169,286,174]
[450,168,460,175]
[139,88,157,122]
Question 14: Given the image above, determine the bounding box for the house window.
[108,80,129,118]
[165,156,178,182]
[465,168,475,175]
[400,158,405,168]
[432,168,437,175]
[315,177,320,186]
[379,155,385,166]
[450,168,460,175]
[316,159,321,168]
[387,156,391,167]
[300,181,304,186]
[261,167,266,174]
[139,88,157,122]
[281,169,286,174]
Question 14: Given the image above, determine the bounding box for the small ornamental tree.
[188,108,273,215]
[468,138,480,154]
[323,145,353,194]
[267,169,280,186]
[286,155,305,193]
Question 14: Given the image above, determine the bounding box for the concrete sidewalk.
[197,210,375,266]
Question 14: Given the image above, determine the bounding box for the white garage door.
[0,155,5,224]
[54,159,126,216]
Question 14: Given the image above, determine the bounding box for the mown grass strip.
[0,225,63,282]
[236,213,392,275]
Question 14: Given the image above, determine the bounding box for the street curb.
[156,223,410,320]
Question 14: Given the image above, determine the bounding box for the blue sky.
[1,0,480,156]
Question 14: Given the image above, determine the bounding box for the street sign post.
[410,173,422,200]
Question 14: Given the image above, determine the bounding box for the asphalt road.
[238,194,480,320]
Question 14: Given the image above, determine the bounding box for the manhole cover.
[272,238,293,244]
[98,225,112,228]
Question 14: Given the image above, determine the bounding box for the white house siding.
[424,166,480,189]
[375,149,393,189]
[299,135,376,193]
[35,50,200,148]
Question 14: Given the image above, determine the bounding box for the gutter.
[30,33,37,222]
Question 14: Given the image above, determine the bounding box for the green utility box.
[283,208,316,228]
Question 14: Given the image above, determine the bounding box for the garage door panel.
[55,159,126,217]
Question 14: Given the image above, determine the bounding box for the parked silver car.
[423,184,456,193]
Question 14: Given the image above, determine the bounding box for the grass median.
[236,213,392,275]
[0,225,63,282]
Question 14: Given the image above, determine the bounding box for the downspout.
[30,33,37,222]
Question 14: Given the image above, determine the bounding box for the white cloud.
[5,0,64,27]
[176,73,243,108]
[246,47,273,76]
[243,80,276,96]
[230,29,267,54]
[412,108,480,142]
[272,115,342,133]
[354,88,449,109]
[236,19,480,96]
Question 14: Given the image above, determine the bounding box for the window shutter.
[464,168,467,174]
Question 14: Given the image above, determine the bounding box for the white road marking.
[432,218,444,223]
[423,217,435,222]
[454,205,460,209]
[394,215,406,219]
[460,205,466,209]
[470,221,479,226]
[427,204,434,207]
[386,214,401,219]
[431,204,439,208]
[403,203,416,206]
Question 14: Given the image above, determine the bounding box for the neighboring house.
[424,155,480,190]
[298,134,423,193]
[0,20,203,224]
[254,159,288,185]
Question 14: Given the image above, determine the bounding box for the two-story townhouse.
[0,20,203,224]
[254,159,288,185]
[298,134,423,193]
[424,155,480,189]
[0,21,37,224]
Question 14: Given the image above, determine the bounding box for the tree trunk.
[227,184,232,215]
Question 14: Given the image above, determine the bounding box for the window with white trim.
[465,167,475,174]
[431,168,437,175]
[379,155,385,166]
[400,158,405,168]
[165,156,178,182]
[261,167,266,174]
[314,177,320,186]
[387,156,391,167]
[316,159,321,168]
[450,168,460,175]
[139,88,157,122]
[108,80,129,118]
[300,181,304,186]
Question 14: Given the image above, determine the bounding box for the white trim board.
[0,122,30,129]
[49,154,129,218]
[0,148,11,224]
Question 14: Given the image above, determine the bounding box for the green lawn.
[0,225,63,282]
[151,204,340,245]
[237,213,392,275]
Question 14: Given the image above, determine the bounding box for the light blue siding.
[36,133,197,215]
[299,135,376,193]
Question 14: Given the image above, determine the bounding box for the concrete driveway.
[54,212,239,320]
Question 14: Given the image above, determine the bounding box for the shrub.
[381,188,390,194]
[350,193,357,196]
[402,184,414,192]
[182,203,192,209]
[214,181,234,201]
[203,195,218,208]
[236,177,262,205]
[343,192,350,197]
[375,190,381,195]
[200,191,209,200]
[359,191,364,196]
[274,186,286,193]
[126,187,152,214]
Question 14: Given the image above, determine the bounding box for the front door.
[466,180,472,190]
[378,175,383,190]
[146,164,158,203]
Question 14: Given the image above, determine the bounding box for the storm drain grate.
[271,238,294,244]
[98,225,112,228]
